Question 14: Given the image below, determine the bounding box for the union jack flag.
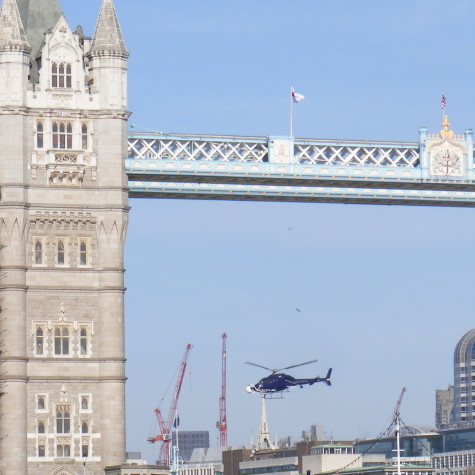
[441,94,447,109]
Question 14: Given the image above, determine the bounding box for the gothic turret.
[0,0,31,104]
[89,0,128,109]
[0,0,30,52]
[90,0,128,58]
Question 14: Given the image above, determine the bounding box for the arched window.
[34,240,42,265]
[52,62,72,88]
[57,240,65,265]
[56,405,71,433]
[80,328,88,356]
[36,121,44,148]
[54,327,69,355]
[79,241,87,266]
[81,123,88,149]
[82,420,88,433]
[52,122,73,150]
[36,327,44,355]
[81,395,88,410]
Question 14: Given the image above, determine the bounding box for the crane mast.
[148,343,193,466]
[392,387,406,475]
[218,333,228,446]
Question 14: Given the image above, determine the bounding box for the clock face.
[430,148,463,177]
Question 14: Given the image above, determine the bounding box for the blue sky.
[63,0,475,463]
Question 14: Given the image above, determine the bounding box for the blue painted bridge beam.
[125,129,475,206]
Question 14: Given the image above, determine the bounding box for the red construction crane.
[384,386,406,437]
[217,333,228,446]
[148,343,193,466]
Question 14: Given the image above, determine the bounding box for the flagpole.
[442,93,446,124]
[290,85,293,137]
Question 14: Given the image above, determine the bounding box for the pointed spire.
[256,396,275,450]
[91,0,128,58]
[0,0,31,53]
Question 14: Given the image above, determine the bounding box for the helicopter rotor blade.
[276,359,318,372]
[245,362,275,372]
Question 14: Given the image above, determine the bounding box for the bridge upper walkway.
[125,130,475,206]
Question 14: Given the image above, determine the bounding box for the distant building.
[181,447,224,475]
[228,442,431,475]
[302,424,325,442]
[240,455,299,475]
[222,447,252,475]
[172,431,210,461]
[301,442,386,474]
[436,387,454,429]
[355,426,440,460]
[453,329,475,426]
[105,453,169,475]
[432,449,475,475]
[436,328,475,430]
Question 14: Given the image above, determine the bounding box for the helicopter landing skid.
[263,391,287,399]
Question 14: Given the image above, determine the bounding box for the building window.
[81,395,89,410]
[37,395,45,410]
[52,62,72,88]
[56,405,71,434]
[57,240,65,265]
[57,444,71,457]
[36,121,44,148]
[36,327,44,355]
[52,122,73,149]
[82,123,88,149]
[54,327,69,355]
[79,241,87,266]
[38,444,45,457]
[34,240,43,265]
[80,328,88,356]
[81,420,89,433]
[38,420,45,433]
[82,445,89,458]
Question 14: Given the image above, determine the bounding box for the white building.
[302,443,386,475]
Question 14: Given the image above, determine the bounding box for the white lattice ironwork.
[127,134,420,168]
[128,135,268,162]
[294,143,419,167]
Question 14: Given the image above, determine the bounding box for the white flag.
[291,88,304,103]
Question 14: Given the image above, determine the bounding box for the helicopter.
[245,359,332,396]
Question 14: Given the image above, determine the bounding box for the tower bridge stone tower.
[0,0,129,473]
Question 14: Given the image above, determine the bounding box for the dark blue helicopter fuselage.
[247,368,332,394]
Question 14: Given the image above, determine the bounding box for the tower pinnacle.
[91,0,128,58]
[0,0,30,52]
